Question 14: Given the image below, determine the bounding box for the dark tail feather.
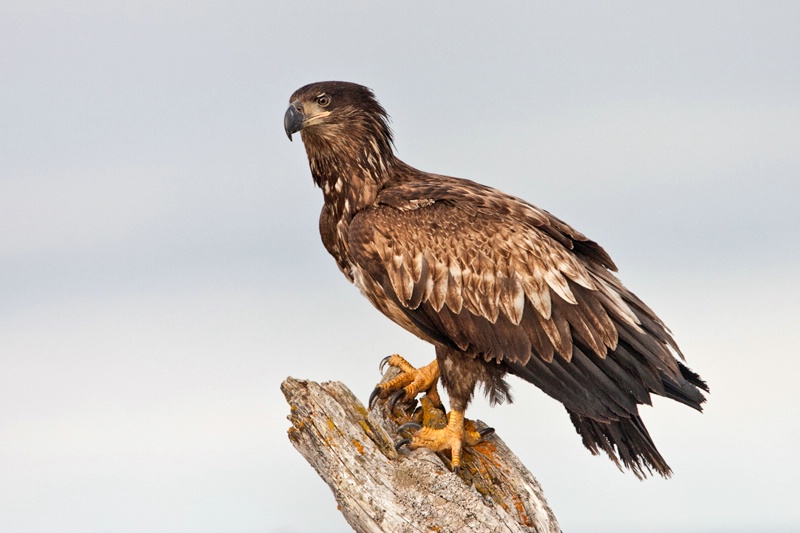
[568,410,671,479]
[678,361,709,393]
[661,362,710,411]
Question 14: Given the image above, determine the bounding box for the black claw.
[388,389,407,411]
[405,398,419,413]
[479,427,495,437]
[395,438,412,451]
[397,422,422,433]
[368,387,381,409]
[379,355,392,374]
[453,465,460,476]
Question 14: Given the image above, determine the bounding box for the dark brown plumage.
[284,81,708,478]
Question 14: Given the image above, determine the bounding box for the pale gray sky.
[2,2,799,532]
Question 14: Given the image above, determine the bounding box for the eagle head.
[284,81,393,148]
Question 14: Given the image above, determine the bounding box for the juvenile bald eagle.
[284,81,707,478]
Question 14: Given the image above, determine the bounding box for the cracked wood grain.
[281,370,561,533]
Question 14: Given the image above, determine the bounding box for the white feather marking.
[411,253,423,282]
[597,277,643,331]
[350,262,368,293]
[422,270,434,301]
[481,270,496,298]
[529,284,552,319]
[544,269,577,305]
[336,218,348,243]
[520,270,551,319]
[400,198,436,211]
[569,268,596,290]
[430,260,448,312]
[397,252,415,301]
[557,255,596,290]
[502,275,525,325]
[445,262,464,313]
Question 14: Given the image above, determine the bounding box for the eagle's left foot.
[395,410,494,474]
[369,355,441,411]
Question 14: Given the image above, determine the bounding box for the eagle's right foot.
[369,355,442,411]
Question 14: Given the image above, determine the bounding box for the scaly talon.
[370,355,441,409]
[372,355,492,474]
[394,410,493,473]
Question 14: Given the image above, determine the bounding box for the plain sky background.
[2,1,799,532]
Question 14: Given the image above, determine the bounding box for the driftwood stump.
[281,368,561,533]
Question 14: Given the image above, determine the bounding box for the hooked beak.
[284,101,304,141]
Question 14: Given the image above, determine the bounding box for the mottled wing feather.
[349,176,622,365]
[348,176,701,420]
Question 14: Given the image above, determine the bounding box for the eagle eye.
[317,94,331,107]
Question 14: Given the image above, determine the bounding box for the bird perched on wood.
[284,81,708,478]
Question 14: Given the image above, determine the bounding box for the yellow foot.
[395,410,495,474]
[369,355,442,411]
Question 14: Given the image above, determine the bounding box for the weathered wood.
[281,370,561,533]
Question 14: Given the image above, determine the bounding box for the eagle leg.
[369,355,442,410]
[395,410,492,474]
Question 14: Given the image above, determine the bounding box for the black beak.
[284,102,304,141]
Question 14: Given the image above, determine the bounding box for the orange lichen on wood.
[513,494,535,527]
[352,438,365,454]
[474,440,500,460]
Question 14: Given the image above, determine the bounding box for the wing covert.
[347,181,626,367]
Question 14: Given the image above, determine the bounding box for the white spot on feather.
[445,262,464,313]
[528,284,552,320]
[597,276,643,330]
[350,262,368,294]
[544,268,577,304]
[518,265,551,319]
[501,274,526,325]
[336,218,348,245]
[400,198,436,211]
[411,253,424,281]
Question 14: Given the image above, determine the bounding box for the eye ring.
[317,94,331,107]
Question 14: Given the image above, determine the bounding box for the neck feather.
[302,127,396,221]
